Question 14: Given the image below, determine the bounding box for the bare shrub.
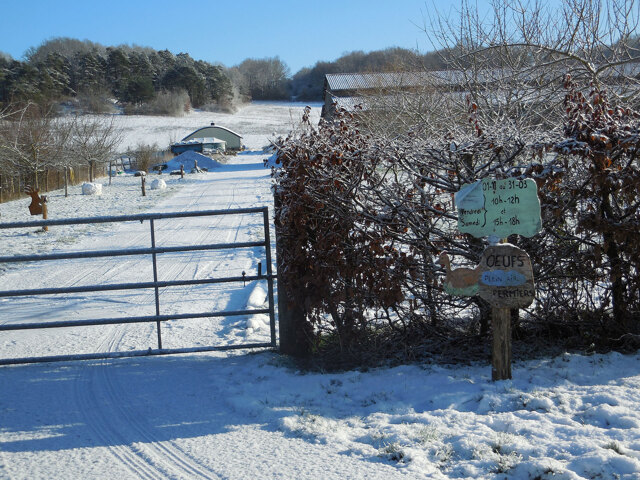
[74,89,118,114]
[127,142,159,173]
[127,89,191,116]
[273,108,417,354]
[524,78,640,336]
[199,100,237,114]
[272,106,539,364]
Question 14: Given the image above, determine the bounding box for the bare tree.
[0,103,69,190]
[67,114,122,182]
[126,142,158,174]
[235,57,290,100]
[419,0,640,132]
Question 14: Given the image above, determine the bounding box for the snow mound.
[165,151,222,172]
[150,179,166,190]
[82,183,102,195]
[247,284,267,308]
[246,284,269,332]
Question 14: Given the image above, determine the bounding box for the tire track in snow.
[74,324,222,480]
[68,178,245,479]
[73,165,272,478]
[68,245,188,480]
[99,358,220,479]
[73,328,171,480]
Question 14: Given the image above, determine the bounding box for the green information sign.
[455,178,542,238]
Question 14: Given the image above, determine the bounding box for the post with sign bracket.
[479,241,535,380]
[443,177,542,381]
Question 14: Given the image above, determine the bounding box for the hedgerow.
[272,86,640,367]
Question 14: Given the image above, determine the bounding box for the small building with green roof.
[182,123,243,150]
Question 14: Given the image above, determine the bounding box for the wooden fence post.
[141,176,146,196]
[41,198,48,232]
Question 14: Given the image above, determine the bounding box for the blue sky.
[0,0,465,74]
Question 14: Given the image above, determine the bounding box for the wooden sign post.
[446,177,542,381]
[478,244,535,380]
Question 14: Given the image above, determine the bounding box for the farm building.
[321,72,443,118]
[321,70,498,118]
[322,65,640,119]
[181,123,243,150]
[170,137,226,155]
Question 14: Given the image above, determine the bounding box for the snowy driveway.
[0,157,275,361]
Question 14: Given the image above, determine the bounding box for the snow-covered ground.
[112,100,320,152]
[1,103,640,480]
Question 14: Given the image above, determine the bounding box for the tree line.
[0,39,444,204]
[0,38,297,113]
[0,38,457,113]
[289,47,448,101]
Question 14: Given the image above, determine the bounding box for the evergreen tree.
[37,52,72,100]
[73,50,107,94]
[162,64,206,107]
[106,47,131,101]
[124,77,155,104]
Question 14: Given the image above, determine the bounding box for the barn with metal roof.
[322,63,640,118]
[181,124,244,150]
[321,71,450,118]
[320,69,506,118]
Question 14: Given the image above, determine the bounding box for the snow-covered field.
[113,100,317,152]
[1,103,640,480]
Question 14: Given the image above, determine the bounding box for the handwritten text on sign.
[455,178,542,238]
[478,244,535,308]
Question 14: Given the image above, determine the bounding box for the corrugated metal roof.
[326,63,640,94]
[325,71,467,91]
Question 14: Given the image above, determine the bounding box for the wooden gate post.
[276,278,309,356]
[274,193,311,357]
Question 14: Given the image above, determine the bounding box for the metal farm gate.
[0,207,276,365]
